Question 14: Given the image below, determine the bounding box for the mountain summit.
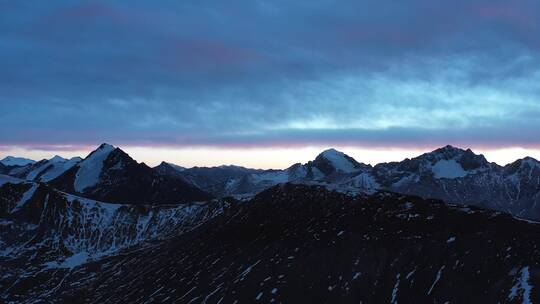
[312,148,369,175]
[49,143,212,204]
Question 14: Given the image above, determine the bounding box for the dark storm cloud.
[1,0,540,149]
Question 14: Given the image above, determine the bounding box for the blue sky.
[1,1,540,167]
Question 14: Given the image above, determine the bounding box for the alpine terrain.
[1,144,540,303]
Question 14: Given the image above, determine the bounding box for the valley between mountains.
[1,144,540,303]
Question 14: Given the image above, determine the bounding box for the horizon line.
[2,143,540,170]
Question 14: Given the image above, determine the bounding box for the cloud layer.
[2,0,540,150]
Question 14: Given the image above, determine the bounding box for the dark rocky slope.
[0,181,227,303]
[3,184,538,303]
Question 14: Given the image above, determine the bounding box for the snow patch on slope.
[432,159,468,179]
[41,157,82,182]
[74,144,115,192]
[509,266,532,304]
[26,157,82,182]
[45,252,90,269]
[0,174,23,186]
[350,173,379,193]
[25,163,49,181]
[11,183,38,213]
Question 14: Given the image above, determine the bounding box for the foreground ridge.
[2,183,539,303]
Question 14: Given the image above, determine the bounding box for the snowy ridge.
[0,156,35,166]
[74,144,115,192]
[0,184,226,271]
[26,156,81,182]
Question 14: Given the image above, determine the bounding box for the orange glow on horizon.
[2,145,540,170]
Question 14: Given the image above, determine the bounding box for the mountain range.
[2,143,540,302]
[2,144,540,219]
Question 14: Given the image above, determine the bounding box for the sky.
[1,0,540,168]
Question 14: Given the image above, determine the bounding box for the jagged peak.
[424,145,488,164]
[388,145,491,178]
[431,145,469,156]
[97,143,116,151]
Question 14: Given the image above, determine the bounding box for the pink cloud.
[474,2,538,29]
[160,38,264,69]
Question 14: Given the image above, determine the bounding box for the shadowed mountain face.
[48,144,213,205]
[0,180,227,303]
[2,184,539,303]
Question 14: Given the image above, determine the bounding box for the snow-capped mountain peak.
[0,156,36,166]
[416,145,491,179]
[46,144,212,204]
[320,148,342,156]
[97,143,115,151]
[314,148,364,174]
[426,145,469,161]
[74,144,116,192]
[24,156,82,182]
